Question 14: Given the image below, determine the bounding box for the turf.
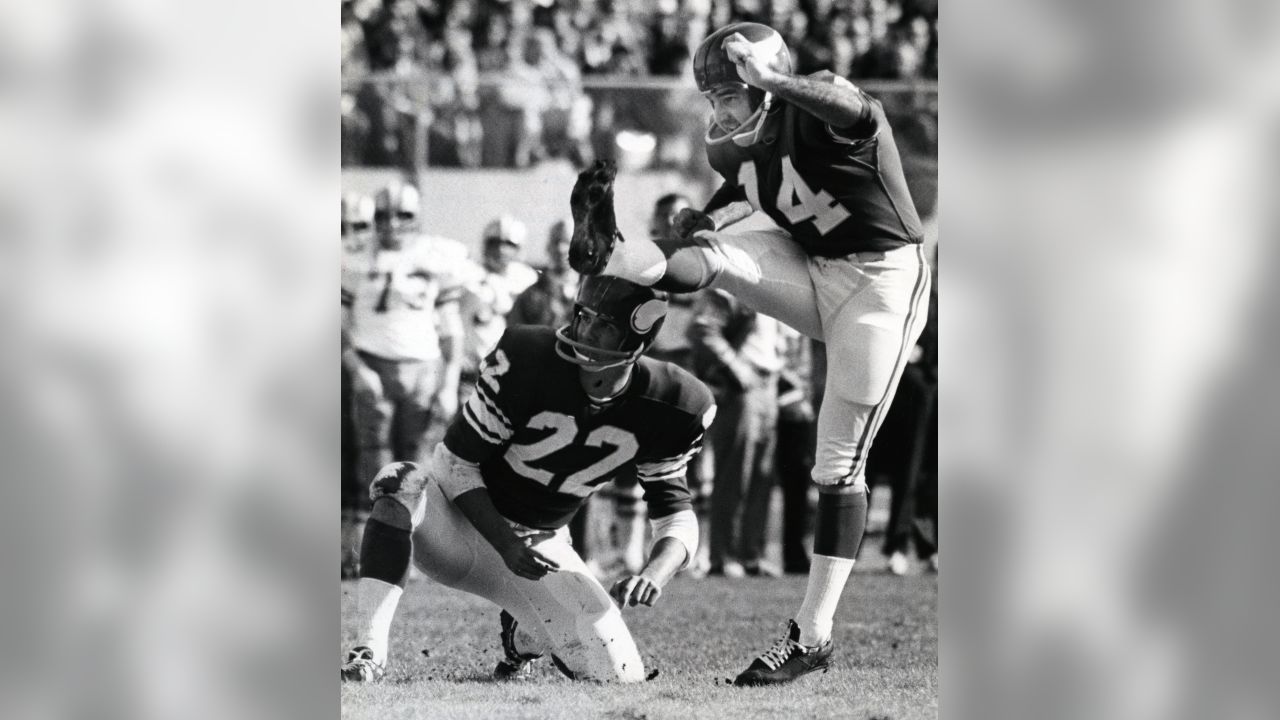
[340,564,937,720]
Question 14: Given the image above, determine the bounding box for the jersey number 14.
[739,156,850,235]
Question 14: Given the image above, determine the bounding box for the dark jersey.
[444,326,716,530]
[706,76,923,258]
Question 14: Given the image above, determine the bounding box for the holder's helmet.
[555,275,668,370]
[693,22,791,147]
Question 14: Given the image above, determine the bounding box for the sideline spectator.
[691,290,783,578]
[500,28,593,166]
[776,326,817,574]
[425,27,484,167]
[874,280,938,574]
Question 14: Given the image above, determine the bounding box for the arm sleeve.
[636,400,716,519]
[798,72,878,143]
[703,179,747,214]
[648,508,699,570]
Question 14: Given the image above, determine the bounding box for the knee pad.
[368,461,431,516]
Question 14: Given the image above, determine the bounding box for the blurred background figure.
[341,192,377,579]
[424,27,485,167]
[645,191,714,578]
[460,215,538,390]
[507,219,579,328]
[691,289,783,578]
[776,325,817,575]
[870,279,938,575]
[500,28,593,167]
[341,181,468,577]
[341,0,936,170]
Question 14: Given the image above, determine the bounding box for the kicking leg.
[566,161,823,339]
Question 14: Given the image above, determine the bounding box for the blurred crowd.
[341,180,938,581]
[341,0,938,169]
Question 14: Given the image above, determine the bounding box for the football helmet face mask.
[693,22,791,147]
[374,182,421,245]
[555,276,668,371]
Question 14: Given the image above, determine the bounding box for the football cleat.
[493,610,543,681]
[568,160,622,276]
[341,646,385,683]
[733,620,832,687]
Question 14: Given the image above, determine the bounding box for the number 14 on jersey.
[739,156,850,235]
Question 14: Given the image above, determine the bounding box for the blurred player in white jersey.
[342,275,714,683]
[342,192,377,578]
[341,181,470,573]
[460,215,539,381]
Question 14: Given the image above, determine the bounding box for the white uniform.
[342,234,471,362]
[459,261,538,371]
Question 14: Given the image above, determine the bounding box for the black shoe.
[568,160,621,275]
[493,610,543,681]
[341,646,385,683]
[733,620,833,687]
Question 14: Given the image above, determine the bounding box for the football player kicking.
[568,22,932,686]
[341,275,714,683]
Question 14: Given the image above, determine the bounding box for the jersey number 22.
[506,411,639,497]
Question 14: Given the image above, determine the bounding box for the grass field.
[340,559,937,720]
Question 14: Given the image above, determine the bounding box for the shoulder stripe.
[471,382,513,430]
[462,395,509,445]
[636,443,702,482]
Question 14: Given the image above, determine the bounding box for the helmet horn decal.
[630,299,666,334]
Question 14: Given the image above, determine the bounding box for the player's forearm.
[452,487,522,554]
[637,537,687,588]
[708,201,754,230]
[704,181,742,213]
[759,73,866,129]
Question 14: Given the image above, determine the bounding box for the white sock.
[795,554,856,646]
[602,234,667,286]
[355,578,404,663]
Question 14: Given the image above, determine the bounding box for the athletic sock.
[653,237,724,292]
[794,554,855,647]
[355,577,403,663]
[795,488,870,646]
[602,234,667,286]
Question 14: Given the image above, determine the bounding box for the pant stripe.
[847,244,931,483]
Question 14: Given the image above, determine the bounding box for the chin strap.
[703,93,775,147]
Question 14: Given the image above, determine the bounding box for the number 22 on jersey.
[506,411,638,497]
[738,156,850,235]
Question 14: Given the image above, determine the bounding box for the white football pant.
[699,227,932,489]
[410,478,646,682]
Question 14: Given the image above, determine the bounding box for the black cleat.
[493,610,543,681]
[733,620,833,687]
[568,160,622,275]
[341,646,385,683]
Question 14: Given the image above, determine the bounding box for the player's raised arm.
[721,29,868,130]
